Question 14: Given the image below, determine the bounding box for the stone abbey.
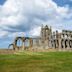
[9,25,72,51]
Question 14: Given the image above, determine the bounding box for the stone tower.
[41,25,52,48]
[41,25,52,41]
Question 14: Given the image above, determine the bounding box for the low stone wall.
[0,49,15,54]
[26,47,72,52]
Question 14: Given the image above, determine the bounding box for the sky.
[0,0,72,48]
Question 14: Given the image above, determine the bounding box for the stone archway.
[14,37,25,50]
[69,40,72,48]
[24,38,33,49]
[65,39,68,48]
[53,39,59,48]
[24,39,30,49]
[8,43,15,50]
[14,37,33,50]
[61,39,64,48]
[56,39,59,48]
[54,40,56,48]
[16,38,23,47]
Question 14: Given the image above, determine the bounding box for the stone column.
[52,40,55,49]
[49,40,52,48]
[67,39,70,50]
[45,40,49,49]
[58,39,61,51]
[61,39,65,51]
[69,39,71,51]
[70,39,72,49]
[13,42,15,51]
[22,41,25,50]
[56,39,59,50]
[30,39,33,49]
[14,41,18,51]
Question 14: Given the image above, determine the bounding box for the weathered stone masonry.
[9,25,72,51]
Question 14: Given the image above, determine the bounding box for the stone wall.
[8,25,72,51]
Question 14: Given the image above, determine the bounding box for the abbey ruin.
[9,25,72,51]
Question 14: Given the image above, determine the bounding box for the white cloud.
[0,0,72,39]
[0,30,8,38]
[8,32,26,39]
[29,26,41,37]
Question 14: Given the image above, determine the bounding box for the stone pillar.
[62,39,65,51]
[67,39,70,50]
[30,39,33,48]
[14,41,18,51]
[56,39,59,50]
[69,39,72,50]
[39,39,41,47]
[13,42,15,50]
[69,39,72,49]
[49,40,52,48]
[45,40,49,49]
[22,41,25,50]
[69,39,72,51]
[41,41,45,49]
[58,39,61,51]
[53,40,55,49]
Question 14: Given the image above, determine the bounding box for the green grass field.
[0,51,72,72]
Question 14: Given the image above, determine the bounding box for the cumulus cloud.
[0,30,8,38]
[29,26,41,37]
[0,0,72,39]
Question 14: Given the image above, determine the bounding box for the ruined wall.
[9,25,72,51]
[50,30,72,51]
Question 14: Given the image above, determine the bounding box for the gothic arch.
[14,37,25,50]
[24,38,33,49]
[8,43,15,50]
[69,40,72,48]
[14,37,33,50]
[61,39,64,48]
[56,39,59,48]
[54,40,56,48]
[65,39,68,48]
[29,38,33,47]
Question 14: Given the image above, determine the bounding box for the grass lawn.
[0,51,72,72]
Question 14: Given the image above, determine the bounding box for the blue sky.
[0,0,6,5]
[53,0,72,7]
[0,0,72,48]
